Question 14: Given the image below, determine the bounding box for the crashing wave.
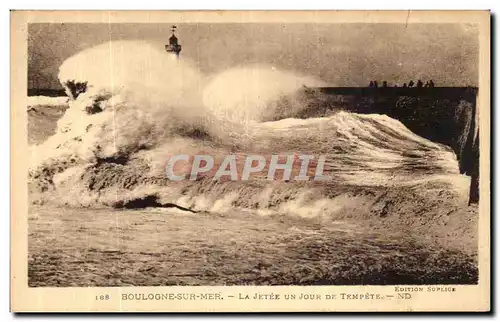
[29,40,471,235]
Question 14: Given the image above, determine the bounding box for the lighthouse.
[165,25,182,57]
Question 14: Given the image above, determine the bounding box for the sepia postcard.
[11,10,490,312]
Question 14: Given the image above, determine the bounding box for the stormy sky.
[28,23,479,89]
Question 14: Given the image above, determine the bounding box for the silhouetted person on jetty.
[403,83,408,88]
[408,80,414,88]
[369,81,374,88]
[417,80,424,88]
[382,81,388,88]
[373,81,378,88]
[429,80,435,88]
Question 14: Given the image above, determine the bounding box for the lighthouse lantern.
[165,25,182,57]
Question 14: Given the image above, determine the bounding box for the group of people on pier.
[368,79,435,88]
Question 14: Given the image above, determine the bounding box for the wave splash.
[29,40,469,226]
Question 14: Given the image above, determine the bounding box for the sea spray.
[29,40,468,226]
[202,66,324,123]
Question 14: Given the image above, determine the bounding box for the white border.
[4,1,498,321]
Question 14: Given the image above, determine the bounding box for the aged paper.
[11,10,490,312]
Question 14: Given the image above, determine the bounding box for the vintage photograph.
[11,10,490,312]
[26,20,481,287]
